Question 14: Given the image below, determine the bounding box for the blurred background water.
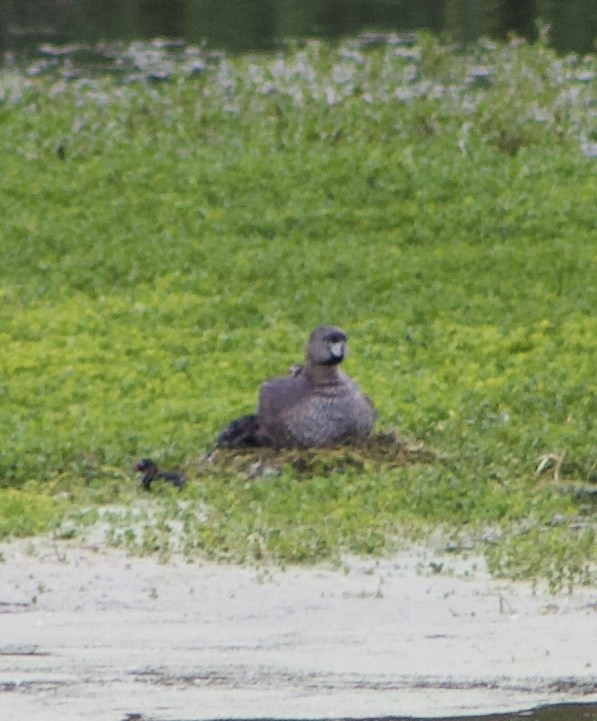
[0,0,596,61]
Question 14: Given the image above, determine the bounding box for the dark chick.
[133,458,186,490]
[217,414,262,449]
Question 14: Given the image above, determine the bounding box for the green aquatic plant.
[0,33,595,587]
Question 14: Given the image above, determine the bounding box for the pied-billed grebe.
[217,325,375,449]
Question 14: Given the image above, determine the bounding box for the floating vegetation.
[0,32,595,161]
[0,33,595,586]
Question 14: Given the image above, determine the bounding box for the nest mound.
[199,431,440,479]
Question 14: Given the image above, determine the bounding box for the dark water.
[418,701,597,720]
[203,706,597,721]
[187,705,597,721]
[1,0,596,61]
[167,705,597,721]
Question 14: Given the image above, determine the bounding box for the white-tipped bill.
[330,341,345,359]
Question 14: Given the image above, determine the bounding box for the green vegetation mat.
[0,34,595,589]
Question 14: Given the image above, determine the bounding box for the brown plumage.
[217,325,375,449]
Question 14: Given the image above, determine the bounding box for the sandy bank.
[0,539,595,720]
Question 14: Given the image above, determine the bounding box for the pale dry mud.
[0,538,595,721]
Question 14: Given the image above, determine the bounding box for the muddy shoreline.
[0,539,595,720]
